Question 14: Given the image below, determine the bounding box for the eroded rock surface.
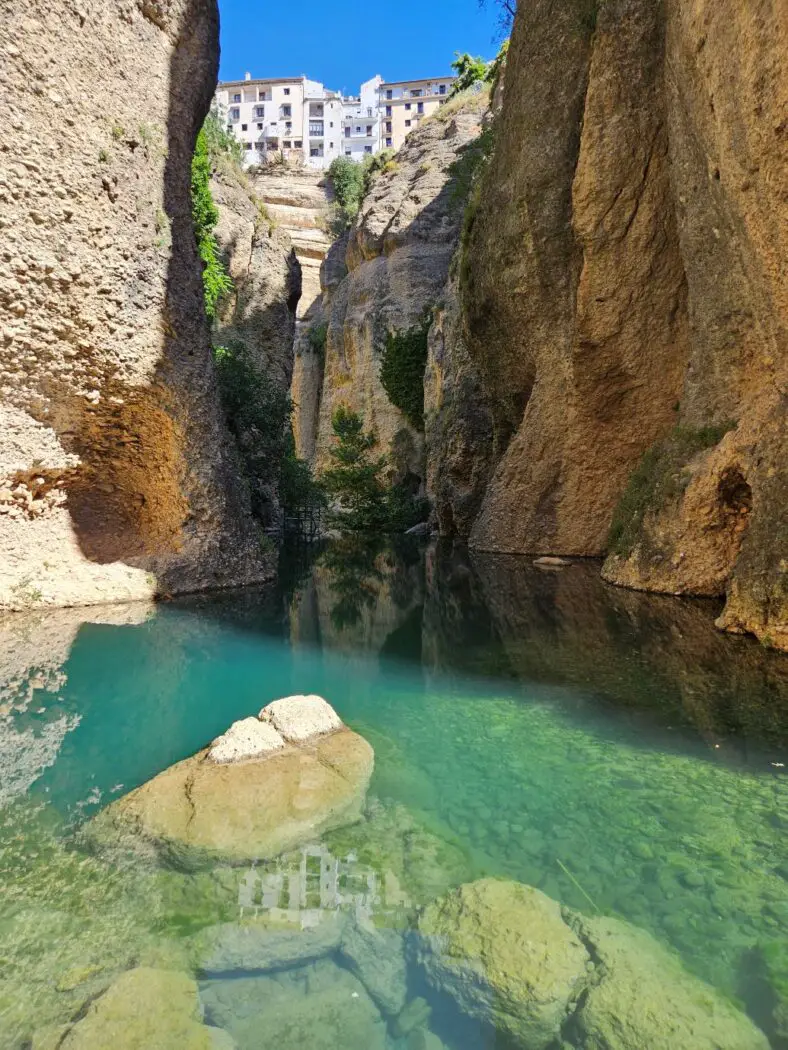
[452,0,787,648]
[89,697,373,865]
[312,97,488,485]
[0,0,269,610]
[416,878,770,1050]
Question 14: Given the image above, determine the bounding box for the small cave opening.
[718,466,752,517]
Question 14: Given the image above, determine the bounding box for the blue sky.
[218,0,503,90]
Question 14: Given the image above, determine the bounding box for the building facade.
[378,77,454,152]
[215,72,456,169]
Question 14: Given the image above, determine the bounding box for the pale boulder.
[259,694,343,743]
[208,718,285,764]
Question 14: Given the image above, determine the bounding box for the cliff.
[452,0,787,649]
[0,0,269,610]
[309,96,488,484]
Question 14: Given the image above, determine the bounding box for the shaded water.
[1,540,787,1048]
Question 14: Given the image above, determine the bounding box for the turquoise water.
[1,540,787,1048]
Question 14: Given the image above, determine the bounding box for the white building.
[215,71,456,169]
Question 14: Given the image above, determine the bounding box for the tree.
[450,52,490,96]
[479,0,516,34]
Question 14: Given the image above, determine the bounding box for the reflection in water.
[0,541,786,1049]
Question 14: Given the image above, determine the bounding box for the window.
[386,122,392,133]
[244,142,252,150]
[355,126,361,134]
[345,149,352,156]
[405,103,411,111]
[230,108,240,120]
[329,121,333,128]
[417,102,424,114]
[258,90,266,101]
[405,119,411,127]
[310,147,319,156]
[386,137,392,148]
[284,87,291,95]
[385,105,392,116]
[286,122,292,130]
[294,140,302,148]
[411,89,422,97]
[439,84,447,95]
[241,123,247,131]
[257,122,263,130]
[282,105,291,117]
[232,93,241,103]
[344,127,350,138]
[329,141,334,148]
[364,145,372,153]
[386,89,392,99]
[255,106,264,118]
[366,125,373,135]
[284,140,291,148]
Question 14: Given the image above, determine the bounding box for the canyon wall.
[0,0,268,610]
[451,0,787,648]
[310,97,487,483]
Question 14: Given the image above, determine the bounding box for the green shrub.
[320,407,427,533]
[608,423,736,556]
[307,321,328,358]
[450,52,491,96]
[191,127,233,319]
[380,318,431,430]
[328,150,397,231]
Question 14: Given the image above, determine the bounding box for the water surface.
[1,540,786,1048]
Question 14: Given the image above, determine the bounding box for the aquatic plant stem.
[557,858,600,914]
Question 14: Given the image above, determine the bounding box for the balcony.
[309,123,324,137]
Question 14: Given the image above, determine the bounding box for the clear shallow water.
[1,540,787,1048]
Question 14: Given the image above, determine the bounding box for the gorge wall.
[297,96,488,487]
[448,0,787,649]
[0,0,269,610]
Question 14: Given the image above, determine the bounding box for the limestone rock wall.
[0,0,269,610]
[211,165,300,393]
[313,100,487,481]
[455,0,788,648]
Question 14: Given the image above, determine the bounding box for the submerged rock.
[52,967,229,1049]
[339,917,409,1017]
[89,697,373,865]
[415,878,770,1050]
[200,958,387,1050]
[416,879,589,1048]
[569,914,771,1050]
[192,913,347,975]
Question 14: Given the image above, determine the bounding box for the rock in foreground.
[416,878,769,1050]
[90,696,373,866]
[49,967,230,1049]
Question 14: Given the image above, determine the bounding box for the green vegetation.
[380,318,432,430]
[307,321,328,359]
[450,52,490,96]
[213,342,323,519]
[191,125,233,320]
[327,149,397,230]
[608,423,737,556]
[321,407,428,532]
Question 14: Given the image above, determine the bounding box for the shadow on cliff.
[61,0,252,585]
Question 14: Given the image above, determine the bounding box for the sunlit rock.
[208,718,285,764]
[89,699,373,865]
[259,694,344,743]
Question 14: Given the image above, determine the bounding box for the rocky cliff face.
[0,0,268,610]
[211,166,300,393]
[453,0,787,648]
[311,98,487,482]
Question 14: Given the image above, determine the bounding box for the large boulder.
[89,697,373,865]
[415,878,770,1050]
[192,912,347,975]
[569,915,770,1050]
[53,968,231,1049]
[416,879,590,1049]
[339,917,409,1017]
